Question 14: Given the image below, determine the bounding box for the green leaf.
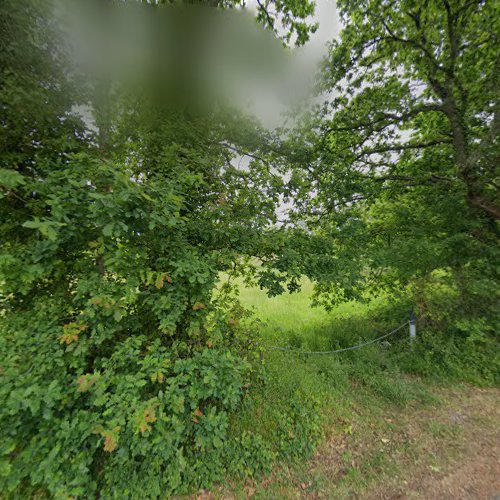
[0,168,25,189]
[102,223,114,237]
[22,218,62,241]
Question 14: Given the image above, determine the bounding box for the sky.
[304,0,340,56]
[246,0,340,128]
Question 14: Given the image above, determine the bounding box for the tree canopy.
[280,0,499,308]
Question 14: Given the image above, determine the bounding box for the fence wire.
[263,321,409,355]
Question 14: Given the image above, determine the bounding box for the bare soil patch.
[315,386,500,499]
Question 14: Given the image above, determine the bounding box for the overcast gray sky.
[245,0,340,128]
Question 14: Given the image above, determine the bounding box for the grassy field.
[237,278,400,350]
[202,280,500,498]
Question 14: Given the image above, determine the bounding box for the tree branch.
[353,138,452,161]
[324,104,443,135]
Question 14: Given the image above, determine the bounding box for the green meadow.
[237,278,390,350]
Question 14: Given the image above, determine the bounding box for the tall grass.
[226,279,435,481]
[219,277,496,496]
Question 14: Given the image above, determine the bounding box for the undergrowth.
[221,277,498,492]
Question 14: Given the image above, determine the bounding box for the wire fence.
[263,320,410,355]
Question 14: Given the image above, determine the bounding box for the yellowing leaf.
[139,422,151,434]
[137,405,158,434]
[76,374,99,392]
[101,428,120,453]
[192,408,203,423]
[103,434,117,452]
[59,333,78,345]
[143,407,157,423]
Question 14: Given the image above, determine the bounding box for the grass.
[195,278,499,498]
[216,279,446,497]
[237,278,401,350]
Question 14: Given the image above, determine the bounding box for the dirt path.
[389,387,500,500]
[194,386,499,499]
[323,386,500,499]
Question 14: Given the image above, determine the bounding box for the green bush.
[0,151,271,496]
[402,326,500,385]
[0,320,253,497]
[396,271,500,385]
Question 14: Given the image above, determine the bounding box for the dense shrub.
[0,145,273,496]
[1,331,250,497]
[0,2,283,495]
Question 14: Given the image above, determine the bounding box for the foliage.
[1,0,498,496]
[1,338,250,496]
[399,271,500,384]
[0,0,318,497]
[278,0,499,368]
[153,0,318,47]
[317,0,500,220]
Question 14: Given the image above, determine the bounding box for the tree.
[317,0,499,220]
[280,0,499,378]
[0,0,317,496]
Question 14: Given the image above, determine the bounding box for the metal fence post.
[409,309,416,350]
